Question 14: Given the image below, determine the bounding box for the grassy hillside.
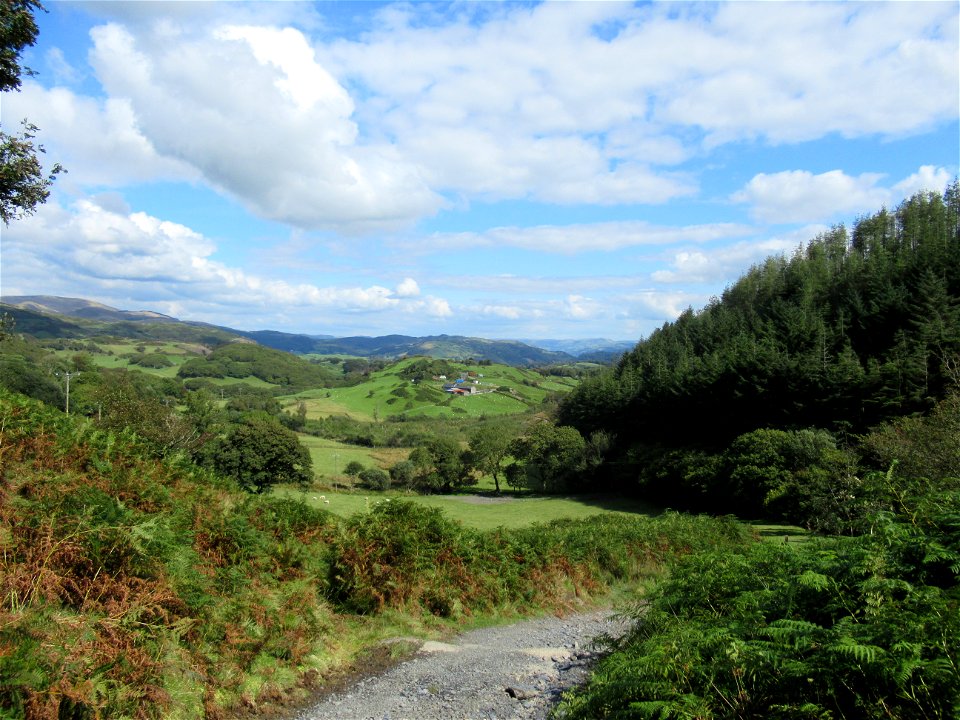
[0,303,238,346]
[283,356,577,422]
[0,388,751,719]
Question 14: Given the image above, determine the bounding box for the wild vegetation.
[557,394,960,719]
[0,388,748,718]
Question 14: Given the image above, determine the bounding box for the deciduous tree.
[213,418,313,493]
[468,424,513,493]
[1,1,62,224]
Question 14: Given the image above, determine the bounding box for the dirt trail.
[291,609,629,720]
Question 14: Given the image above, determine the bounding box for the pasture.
[282,356,573,421]
[278,486,663,531]
[298,434,409,476]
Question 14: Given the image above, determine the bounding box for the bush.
[343,460,365,477]
[389,459,416,487]
[128,352,174,368]
[358,467,390,490]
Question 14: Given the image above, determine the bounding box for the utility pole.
[56,370,80,414]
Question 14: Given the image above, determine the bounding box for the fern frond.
[797,570,831,591]
[828,636,885,664]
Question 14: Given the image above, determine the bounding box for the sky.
[1,1,958,341]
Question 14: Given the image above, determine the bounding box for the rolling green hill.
[1,296,615,366]
[0,302,238,346]
[282,356,578,422]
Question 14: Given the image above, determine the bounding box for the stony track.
[292,609,630,720]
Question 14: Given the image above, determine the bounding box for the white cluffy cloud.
[733,166,955,224]
[83,21,440,232]
[5,83,198,188]
[329,1,957,200]
[2,201,449,323]
[27,1,953,232]
[420,221,752,255]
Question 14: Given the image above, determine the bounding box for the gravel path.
[292,609,630,720]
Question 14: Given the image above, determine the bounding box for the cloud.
[429,274,642,296]
[657,2,959,145]
[651,252,712,284]
[481,305,523,320]
[395,278,421,298]
[22,2,955,231]
[1,199,449,322]
[44,47,81,85]
[326,0,957,202]
[83,21,440,232]
[893,165,955,198]
[564,294,600,320]
[419,221,752,255]
[626,290,706,323]
[732,166,955,224]
[651,228,818,284]
[412,296,453,318]
[4,82,198,187]
[731,170,889,224]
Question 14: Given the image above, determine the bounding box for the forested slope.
[560,184,960,520]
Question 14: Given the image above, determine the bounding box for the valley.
[0,186,958,719]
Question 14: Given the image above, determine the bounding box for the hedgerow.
[326,500,752,617]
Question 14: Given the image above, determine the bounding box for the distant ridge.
[519,338,634,362]
[1,295,623,366]
[2,295,178,323]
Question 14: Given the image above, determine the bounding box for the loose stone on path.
[292,609,630,720]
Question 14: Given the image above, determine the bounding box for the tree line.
[555,183,959,526]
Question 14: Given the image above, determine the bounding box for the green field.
[282,357,573,421]
[51,340,204,378]
[277,486,662,530]
[298,434,408,476]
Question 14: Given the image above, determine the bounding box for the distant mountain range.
[0,295,633,366]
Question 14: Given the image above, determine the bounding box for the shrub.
[358,467,390,490]
[389,459,416,487]
[128,352,174,368]
[343,460,365,477]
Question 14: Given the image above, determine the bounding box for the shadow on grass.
[746,521,811,543]
[444,485,666,516]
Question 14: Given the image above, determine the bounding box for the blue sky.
[2,1,957,341]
